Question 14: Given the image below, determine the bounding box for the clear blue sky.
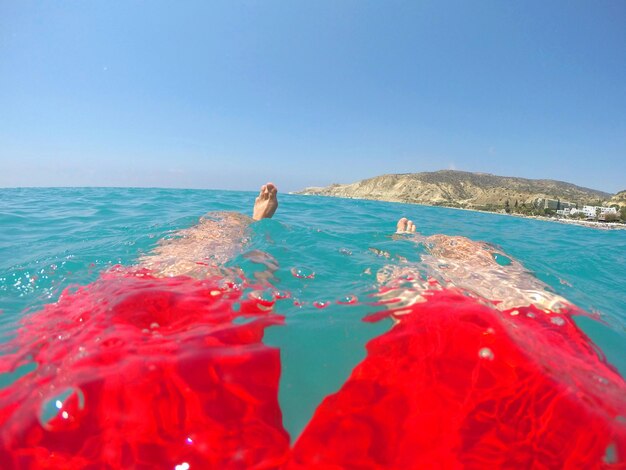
[1,1,624,193]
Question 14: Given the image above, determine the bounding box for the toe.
[397,217,408,232]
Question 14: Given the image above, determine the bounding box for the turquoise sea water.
[1,187,625,438]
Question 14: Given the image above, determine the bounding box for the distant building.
[599,206,618,215]
[538,198,576,211]
[534,198,556,210]
[582,205,598,218]
[568,205,618,219]
[544,199,559,210]
[598,207,618,221]
[539,200,616,219]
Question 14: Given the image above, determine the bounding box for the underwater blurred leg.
[0,183,291,468]
[138,183,279,278]
[289,218,626,468]
[390,217,570,311]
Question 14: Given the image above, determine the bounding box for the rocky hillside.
[297,170,612,210]
[608,190,626,207]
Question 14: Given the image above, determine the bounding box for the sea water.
[1,187,625,444]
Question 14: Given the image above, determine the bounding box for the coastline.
[441,206,626,230]
[529,216,626,230]
[293,193,626,231]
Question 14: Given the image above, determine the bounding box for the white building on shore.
[563,205,618,219]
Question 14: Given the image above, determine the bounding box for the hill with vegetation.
[608,190,626,207]
[297,170,613,214]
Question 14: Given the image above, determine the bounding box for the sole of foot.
[253,183,279,220]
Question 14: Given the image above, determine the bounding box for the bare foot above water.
[253,183,279,220]
[391,216,570,311]
[139,183,279,278]
[396,217,416,233]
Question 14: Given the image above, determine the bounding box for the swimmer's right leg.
[391,217,571,312]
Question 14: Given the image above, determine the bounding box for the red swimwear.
[0,271,624,468]
[289,289,626,469]
[0,270,289,469]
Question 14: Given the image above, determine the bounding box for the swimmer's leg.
[253,182,278,220]
[374,217,426,292]
[389,217,571,312]
[139,183,279,278]
[396,217,416,234]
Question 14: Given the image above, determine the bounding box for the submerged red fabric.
[289,289,626,469]
[0,271,625,469]
[0,270,289,469]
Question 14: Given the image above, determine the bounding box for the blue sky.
[1,1,624,193]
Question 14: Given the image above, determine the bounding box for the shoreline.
[294,193,626,231]
[435,206,626,231]
[527,216,626,230]
[447,205,626,230]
